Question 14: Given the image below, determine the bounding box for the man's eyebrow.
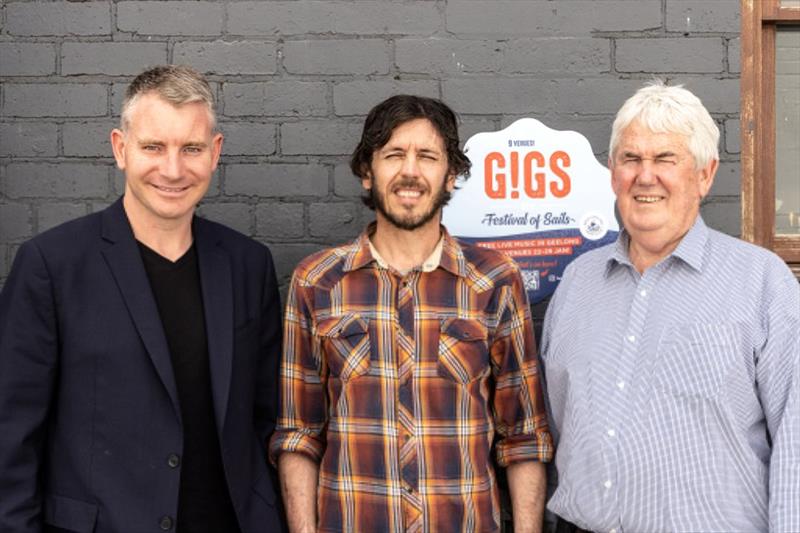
[417,147,441,155]
[137,139,164,146]
[655,151,677,158]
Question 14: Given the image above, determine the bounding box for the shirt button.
[610,529,618,533]
[627,335,636,343]
[603,480,612,489]
[607,429,616,437]
[617,380,625,389]
[159,516,174,530]
[167,453,180,468]
[640,289,647,297]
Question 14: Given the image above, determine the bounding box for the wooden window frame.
[741,0,800,276]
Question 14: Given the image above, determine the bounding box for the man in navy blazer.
[0,66,284,532]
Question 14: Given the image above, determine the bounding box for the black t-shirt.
[139,242,240,533]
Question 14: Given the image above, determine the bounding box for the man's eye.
[184,146,203,154]
[656,157,677,165]
[623,157,640,164]
[143,145,160,152]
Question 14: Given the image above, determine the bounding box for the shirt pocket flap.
[316,314,368,338]
[316,314,371,380]
[438,318,490,384]
[441,317,488,341]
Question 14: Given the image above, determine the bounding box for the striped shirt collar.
[343,222,466,277]
[607,215,709,275]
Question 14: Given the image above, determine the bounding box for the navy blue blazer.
[0,198,284,533]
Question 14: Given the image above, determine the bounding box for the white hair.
[609,80,720,169]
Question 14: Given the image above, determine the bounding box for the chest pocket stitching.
[437,317,490,384]
[654,323,738,400]
[316,314,370,381]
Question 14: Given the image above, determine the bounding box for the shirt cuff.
[268,429,325,467]
[495,430,554,467]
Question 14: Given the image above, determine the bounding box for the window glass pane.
[780,0,800,7]
[775,27,800,235]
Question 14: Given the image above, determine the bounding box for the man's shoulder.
[456,238,521,276]
[703,230,799,306]
[706,228,793,277]
[291,241,356,286]
[196,215,270,257]
[27,209,104,254]
[562,242,616,278]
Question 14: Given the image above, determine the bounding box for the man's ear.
[361,167,373,190]
[446,173,457,192]
[110,129,127,170]
[210,132,223,172]
[698,158,719,199]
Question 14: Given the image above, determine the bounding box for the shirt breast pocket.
[316,314,371,381]
[437,318,490,384]
[654,323,738,400]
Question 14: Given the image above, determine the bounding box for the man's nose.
[401,155,421,177]
[636,159,659,185]
[160,151,183,180]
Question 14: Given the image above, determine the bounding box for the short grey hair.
[120,65,216,131]
[609,80,720,169]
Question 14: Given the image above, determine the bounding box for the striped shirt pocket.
[654,323,738,400]
[437,318,490,384]
[316,314,371,381]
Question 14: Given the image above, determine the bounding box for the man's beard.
[370,178,451,231]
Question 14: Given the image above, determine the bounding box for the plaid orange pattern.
[269,225,553,532]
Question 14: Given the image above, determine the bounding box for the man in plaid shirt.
[270,95,553,533]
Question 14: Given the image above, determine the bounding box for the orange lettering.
[549,151,571,198]
[484,152,505,199]
[523,151,546,199]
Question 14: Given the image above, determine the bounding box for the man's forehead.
[381,118,445,150]
[126,94,214,132]
[618,122,687,150]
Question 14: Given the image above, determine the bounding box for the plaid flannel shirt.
[270,225,552,532]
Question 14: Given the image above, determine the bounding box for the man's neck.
[124,196,194,262]
[627,231,684,274]
[370,216,442,273]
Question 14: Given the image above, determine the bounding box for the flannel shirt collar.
[343,222,466,277]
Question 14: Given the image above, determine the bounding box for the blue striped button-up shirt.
[542,217,800,533]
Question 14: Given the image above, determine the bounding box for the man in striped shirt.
[270,95,553,533]
[542,82,800,532]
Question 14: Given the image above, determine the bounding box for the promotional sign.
[443,118,619,303]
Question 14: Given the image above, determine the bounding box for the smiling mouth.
[396,189,422,199]
[634,195,663,204]
[153,184,189,193]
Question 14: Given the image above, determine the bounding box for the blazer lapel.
[99,199,182,422]
[194,219,234,433]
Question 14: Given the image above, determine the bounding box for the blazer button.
[159,515,174,530]
[167,453,180,468]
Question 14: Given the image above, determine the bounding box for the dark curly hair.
[350,95,471,209]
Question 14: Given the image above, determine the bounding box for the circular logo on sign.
[579,213,607,241]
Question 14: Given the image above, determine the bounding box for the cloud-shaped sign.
[443,118,619,302]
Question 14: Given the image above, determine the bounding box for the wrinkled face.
[610,121,716,253]
[111,92,222,230]
[363,118,455,232]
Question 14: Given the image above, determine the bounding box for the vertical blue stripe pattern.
[542,216,800,533]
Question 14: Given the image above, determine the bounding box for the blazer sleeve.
[0,241,60,533]
[253,246,282,448]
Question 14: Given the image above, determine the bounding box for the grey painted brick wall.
[0,0,741,300]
